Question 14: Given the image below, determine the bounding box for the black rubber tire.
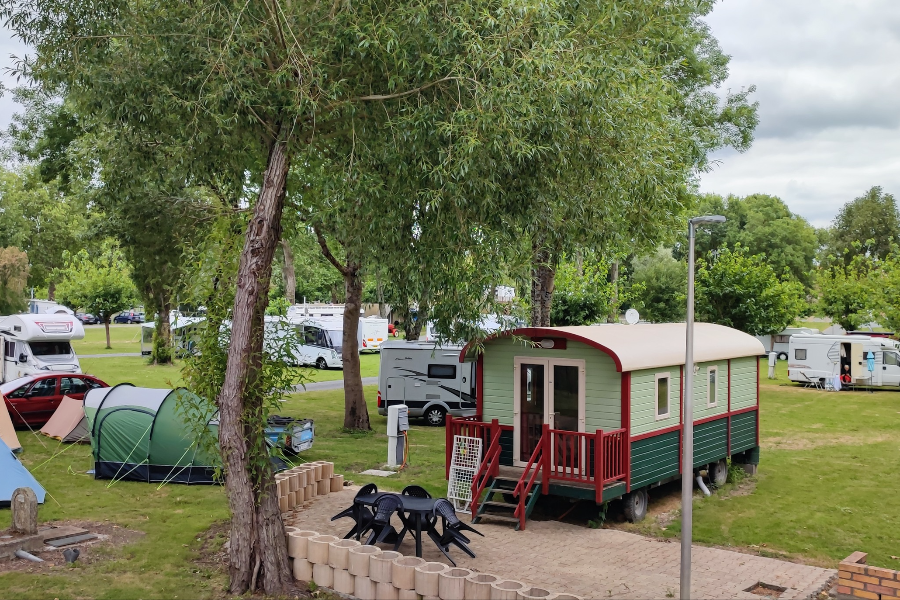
[316,357,328,370]
[622,488,649,523]
[709,459,728,488]
[423,406,446,427]
[777,352,788,361]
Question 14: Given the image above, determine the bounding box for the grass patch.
[73,324,145,355]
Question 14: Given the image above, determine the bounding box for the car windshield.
[327,330,343,354]
[29,341,73,356]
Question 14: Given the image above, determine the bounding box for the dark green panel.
[693,418,728,468]
[630,431,680,489]
[499,430,513,466]
[730,411,757,453]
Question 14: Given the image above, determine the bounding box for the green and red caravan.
[448,323,763,529]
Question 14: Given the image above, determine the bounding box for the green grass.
[663,359,900,569]
[73,324,145,355]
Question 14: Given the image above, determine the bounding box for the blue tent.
[0,437,46,508]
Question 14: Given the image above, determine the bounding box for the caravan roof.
[0,314,85,341]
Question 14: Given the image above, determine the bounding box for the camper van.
[377,340,476,426]
[27,299,74,315]
[359,317,389,352]
[0,314,85,382]
[789,333,900,387]
[286,316,344,369]
[756,327,820,359]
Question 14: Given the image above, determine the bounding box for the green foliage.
[266,295,290,317]
[695,246,806,336]
[676,193,818,287]
[0,246,29,314]
[814,253,877,331]
[550,254,629,326]
[55,242,137,323]
[631,248,688,323]
[828,186,900,264]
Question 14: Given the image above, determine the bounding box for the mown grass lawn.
[73,324,145,355]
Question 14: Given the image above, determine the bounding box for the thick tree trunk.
[342,263,371,430]
[530,245,555,327]
[281,239,296,305]
[153,299,173,365]
[607,260,619,323]
[47,281,56,301]
[217,129,292,596]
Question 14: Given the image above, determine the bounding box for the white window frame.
[707,366,718,408]
[655,372,671,420]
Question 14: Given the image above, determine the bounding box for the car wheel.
[316,357,328,370]
[777,352,788,361]
[709,459,728,488]
[424,406,447,426]
[622,488,649,523]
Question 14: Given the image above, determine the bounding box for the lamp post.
[681,214,726,600]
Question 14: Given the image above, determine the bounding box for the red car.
[1,373,108,426]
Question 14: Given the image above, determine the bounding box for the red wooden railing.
[513,424,547,530]
[469,420,503,519]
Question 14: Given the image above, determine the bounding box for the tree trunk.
[47,281,56,301]
[153,299,173,365]
[607,260,619,323]
[104,318,112,349]
[281,239,296,305]
[217,128,292,596]
[530,245,555,327]
[342,262,371,430]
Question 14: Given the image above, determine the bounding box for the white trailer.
[287,303,345,320]
[756,327,820,360]
[0,314,85,382]
[377,340,476,426]
[359,317,388,352]
[788,333,900,387]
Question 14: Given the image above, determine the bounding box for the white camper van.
[789,333,900,387]
[27,299,74,315]
[377,340,476,426]
[756,327,820,360]
[359,317,388,352]
[286,316,344,369]
[0,314,85,382]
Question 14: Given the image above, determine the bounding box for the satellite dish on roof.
[625,308,640,325]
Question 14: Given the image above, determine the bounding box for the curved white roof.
[84,384,171,411]
[462,323,765,372]
[0,314,85,341]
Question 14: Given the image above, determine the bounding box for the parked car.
[113,311,145,324]
[76,312,100,325]
[2,373,108,426]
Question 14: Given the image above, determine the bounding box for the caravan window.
[428,364,457,379]
[4,341,14,358]
[795,348,807,360]
[774,335,790,343]
[707,367,718,407]
[29,341,73,356]
[884,352,900,367]
[655,373,671,420]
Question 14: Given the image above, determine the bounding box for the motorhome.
[789,333,900,387]
[377,339,477,426]
[140,314,206,356]
[0,314,85,382]
[755,327,820,359]
[359,317,389,352]
[27,299,74,315]
[285,316,344,369]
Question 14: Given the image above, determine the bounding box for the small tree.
[56,243,136,348]
[0,247,30,314]
[695,246,805,336]
[631,248,688,323]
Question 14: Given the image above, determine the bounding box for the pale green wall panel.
[630,367,681,436]
[730,357,758,410]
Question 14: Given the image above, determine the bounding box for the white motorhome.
[359,317,388,352]
[27,299,74,315]
[0,314,85,382]
[789,333,900,387]
[285,316,344,369]
[756,327,820,359]
[140,314,206,356]
[377,340,476,426]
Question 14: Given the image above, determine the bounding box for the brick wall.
[838,552,900,599]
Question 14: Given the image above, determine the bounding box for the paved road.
[79,353,142,358]
[292,377,378,393]
[288,490,836,600]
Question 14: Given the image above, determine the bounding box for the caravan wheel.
[622,488,648,523]
[777,352,788,361]
[709,459,728,488]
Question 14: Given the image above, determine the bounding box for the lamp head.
[689,215,726,225]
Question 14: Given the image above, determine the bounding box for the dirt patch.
[0,520,144,575]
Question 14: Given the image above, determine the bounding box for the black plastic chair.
[401,485,432,499]
[360,494,404,547]
[427,499,483,565]
[331,483,378,539]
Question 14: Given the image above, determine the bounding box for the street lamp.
[681,214,726,600]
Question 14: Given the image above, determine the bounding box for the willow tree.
[3,0,625,593]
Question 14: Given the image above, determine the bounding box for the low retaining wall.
[838,552,900,599]
[285,528,582,600]
[276,461,344,512]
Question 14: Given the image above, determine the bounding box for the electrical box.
[387,404,409,467]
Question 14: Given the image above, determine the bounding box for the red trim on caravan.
[756,358,761,445]
[621,371,631,492]
[729,405,758,417]
[727,359,732,455]
[630,423,681,442]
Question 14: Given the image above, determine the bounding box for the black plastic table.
[355,492,437,558]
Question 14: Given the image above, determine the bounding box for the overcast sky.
[2,1,899,227]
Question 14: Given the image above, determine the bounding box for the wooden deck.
[496,466,627,503]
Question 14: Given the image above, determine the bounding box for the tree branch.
[352,76,479,102]
[313,224,349,276]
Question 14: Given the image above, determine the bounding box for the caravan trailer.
[789,334,900,387]
[359,317,389,352]
[0,314,85,382]
[377,340,476,425]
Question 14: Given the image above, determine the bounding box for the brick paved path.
[285,488,835,600]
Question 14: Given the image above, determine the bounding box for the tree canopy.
[827,186,900,264]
